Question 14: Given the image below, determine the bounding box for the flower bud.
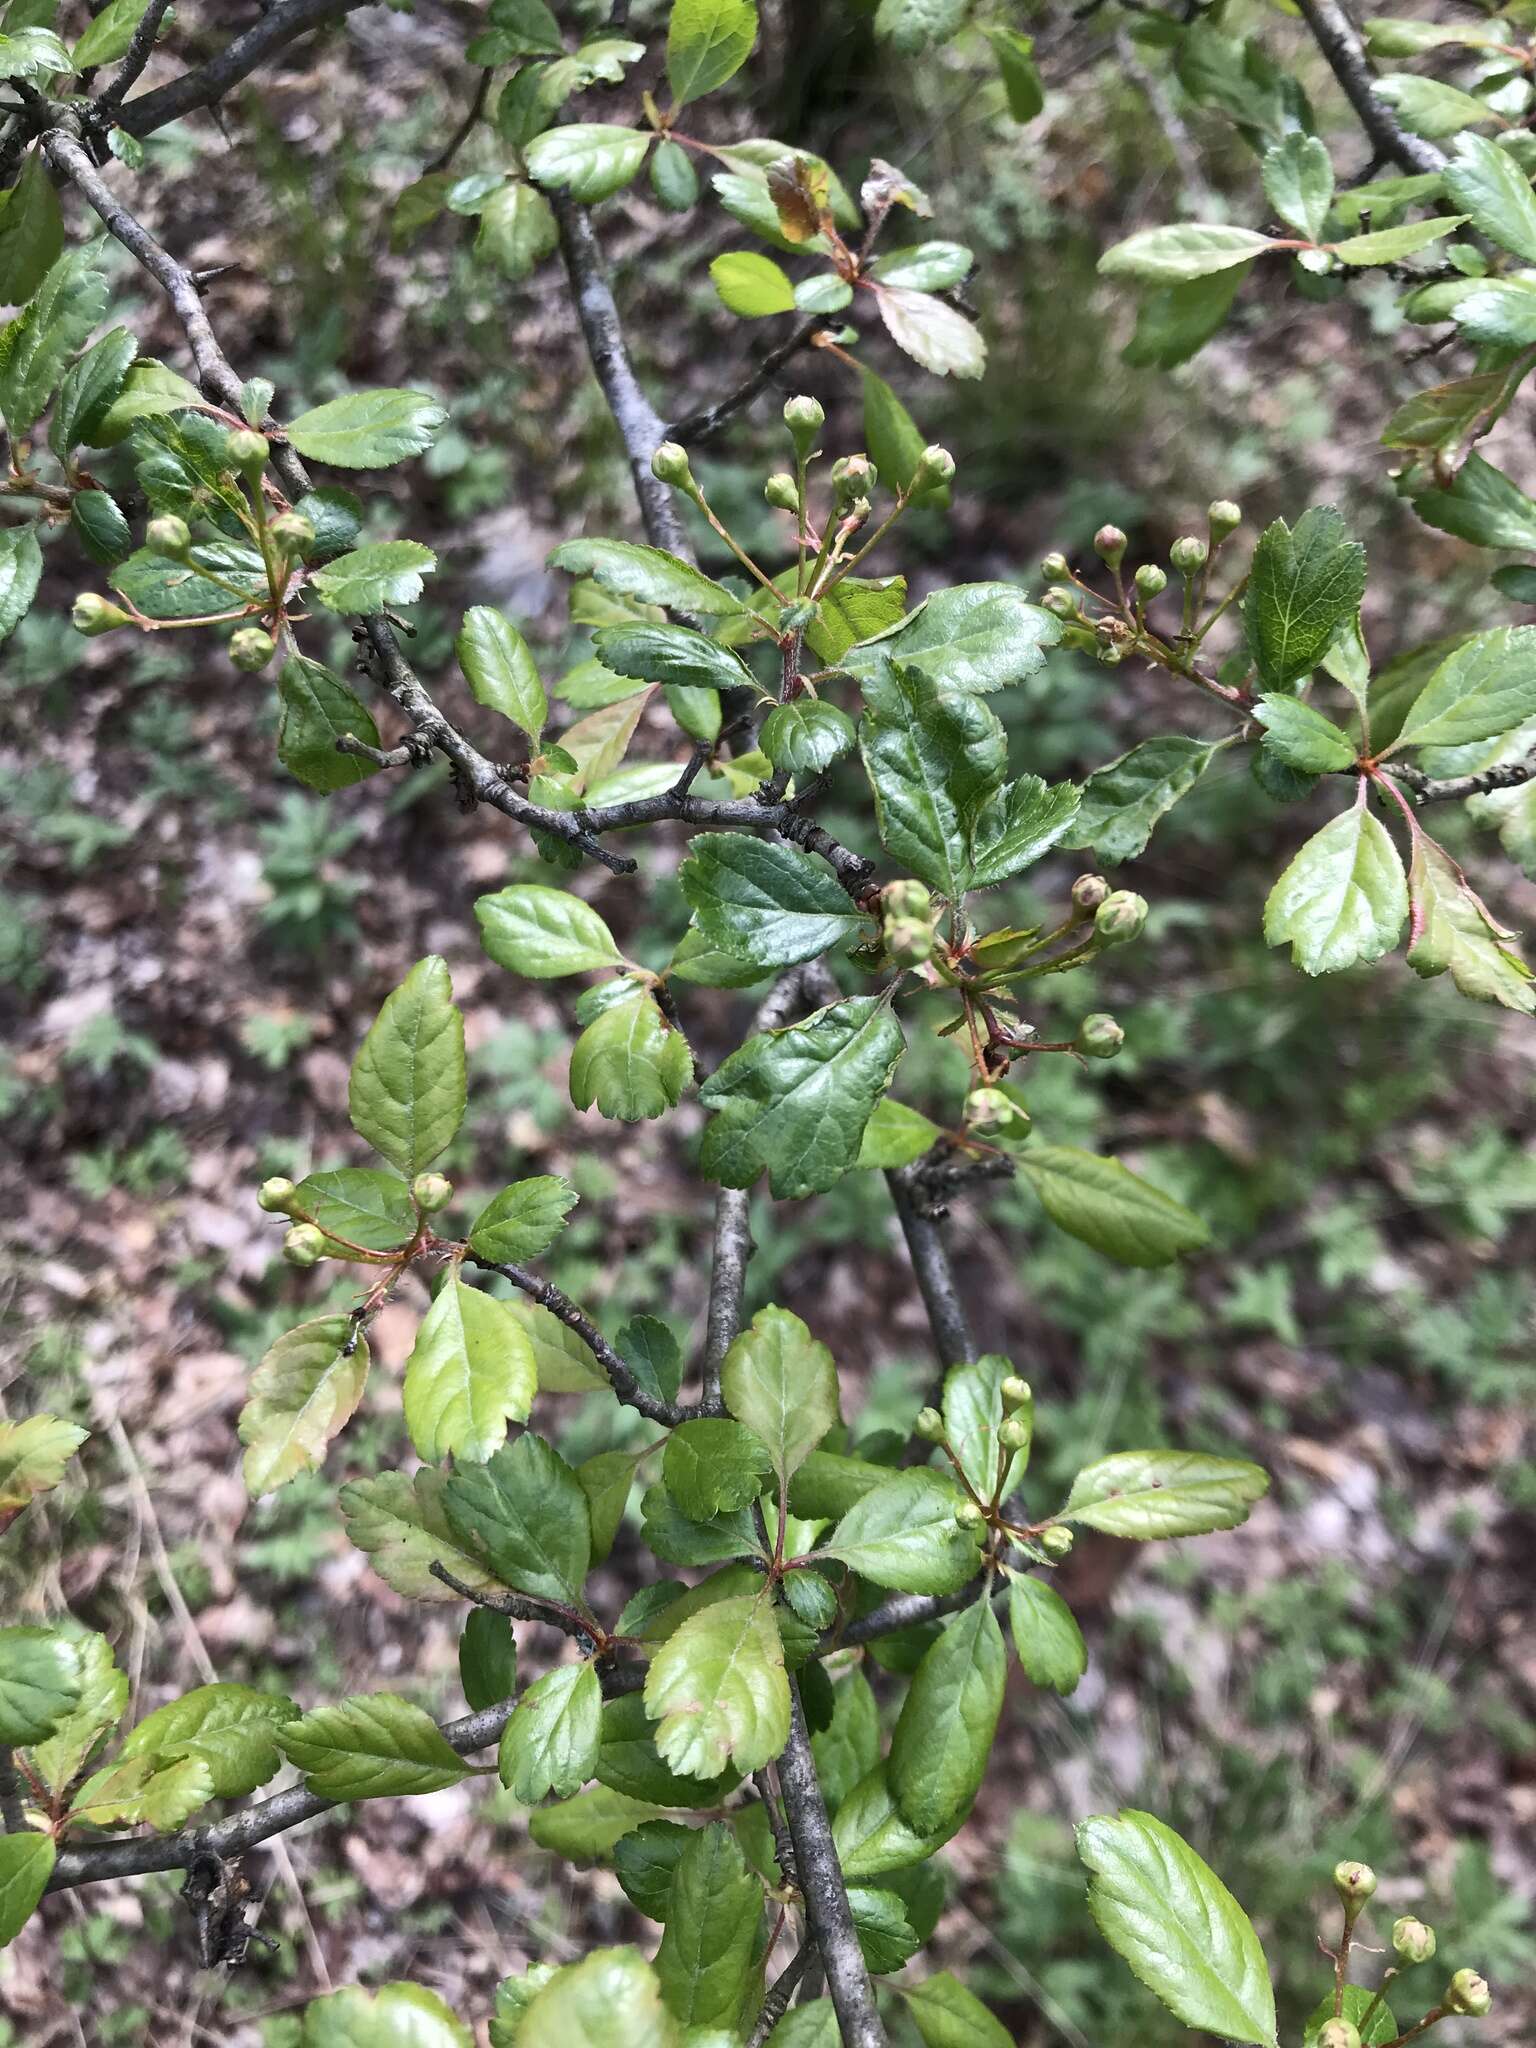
[229,626,277,672]
[282,1223,326,1268]
[913,443,955,489]
[1095,638,1126,666]
[1076,1012,1125,1060]
[1134,563,1167,599]
[965,1087,1013,1133]
[1393,1918,1436,1964]
[224,427,270,470]
[1039,1524,1074,1559]
[1001,1375,1032,1411]
[412,1172,453,1213]
[257,1176,299,1214]
[1333,1861,1377,1913]
[1316,2023,1361,2048]
[831,454,877,507]
[1041,551,1071,584]
[1041,588,1077,619]
[146,514,191,558]
[269,511,316,557]
[1093,524,1127,568]
[999,1413,1031,1452]
[764,471,800,511]
[883,879,932,921]
[1444,1970,1492,2017]
[1170,535,1207,577]
[954,1499,987,1529]
[783,393,824,454]
[1071,873,1110,916]
[650,441,693,487]
[914,1406,945,1442]
[883,917,933,965]
[72,592,132,635]
[1208,499,1242,540]
[1094,891,1149,946]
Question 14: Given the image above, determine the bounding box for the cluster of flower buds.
[1326,1863,1491,2025]
[1037,501,1243,624]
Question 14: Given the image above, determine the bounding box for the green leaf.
[1123,265,1246,370]
[0,24,72,77]
[570,989,694,1121]
[86,357,200,444]
[70,487,132,566]
[459,1609,518,1710]
[1077,1810,1277,2046]
[1261,133,1333,242]
[942,1353,1023,1502]
[985,25,1043,122]
[1414,451,1536,549]
[1444,132,1536,262]
[1100,222,1274,284]
[0,1627,79,1746]
[0,524,41,644]
[577,1450,632,1564]
[1448,278,1536,348]
[710,249,795,315]
[1008,1575,1086,1694]
[1016,1147,1211,1266]
[1392,626,1536,749]
[1330,214,1468,264]
[889,1596,1004,1834]
[1366,17,1500,53]
[825,1469,982,1594]
[900,1973,1014,2048]
[848,1886,920,1974]
[0,151,63,308]
[525,124,651,202]
[1245,508,1367,692]
[854,1096,940,1169]
[468,1175,577,1265]
[1382,365,1523,456]
[1064,1449,1269,1538]
[721,1304,838,1485]
[859,369,947,507]
[531,1788,665,1864]
[760,699,856,779]
[1068,736,1221,862]
[832,1763,957,1878]
[302,1982,473,2047]
[643,1593,789,1779]
[64,1751,212,1831]
[0,1834,54,1949]
[277,655,384,793]
[1254,695,1355,773]
[598,1690,742,1806]
[841,582,1059,695]
[443,1432,591,1605]
[876,286,985,379]
[508,1298,608,1392]
[594,621,753,694]
[0,1413,86,1531]
[476,883,623,978]
[476,180,559,281]
[348,956,466,1175]
[113,539,267,620]
[663,1418,772,1519]
[285,388,445,468]
[70,0,150,65]
[667,0,757,106]
[810,1671,881,1812]
[1264,802,1408,973]
[620,1317,684,1408]
[293,1168,417,1254]
[403,1274,537,1465]
[699,995,906,1199]
[871,240,973,292]
[24,1631,125,1796]
[874,0,966,54]
[549,537,748,620]
[859,666,1006,898]
[1303,1987,1397,2045]
[239,1317,370,1496]
[457,605,547,742]
[967,775,1083,888]
[655,1821,763,2027]
[1406,834,1536,1011]
[340,1469,502,1604]
[681,834,868,968]
[48,325,136,458]
[518,1948,680,2048]
[119,1683,298,1799]
[0,251,104,433]
[615,1819,693,1919]
[280,1693,470,1801]
[499,1661,602,1802]
[1374,73,1496,140]
[309,538,437,612]
[643,1485,759,1568]
[805,575,908,664]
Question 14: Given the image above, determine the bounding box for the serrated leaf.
[759,699,856,778]
[832,1763,957,1877]
[570,989,693,1122]
[1373,74,1495,140]
[889,1596,1004,1834]
[119,1683,298,1799]
[505,1297,608,1392]
[340,1469,502,1603]
[860,665,1005,898]
[875,285,985,379]
[348,956,465,1175]
[285,388,445,468]
[48,325,136,459]
[1077,1810,1277,2045]
[967,775,1082,887]
[70,0,150,64]
[1123,266,1246,371]
[593,621,753,694]
[654,1821,763,2027]
[1302,1986,1397,2045]
[549,537,748,620]
[277,656,384,793]
[476,883,623,978]
[443,1432,591,1605]
[499,1661,602,1802]
[700,995,906,1199]
[710,249,795,315]
[459,1608,517,1710]
[309,538,436,613]
[871,240,973,292]
[477,180,559,280]
[615,1818,693,1920]
[1254,694,1356,773]
[1016,1147,1211,1266]
[0,251,105,433]
[0,524,40,645]
[1064,1449,1269,1537]
[280,1692,469,1800]
[1245,507,1367,692]
[597,1690,742,1806]
[681,834,869,968]
[456,605,547,741]
[841,582,1059,695]
[403,1274,537,1465]
[668,0,757,106]
[1406,833,1535,1011]
[517,1948,679,2048]
[468,1175,578,1265]
[1261,133,1334,242]
[0,153,63,308]
[942,1353,1023,1501]
[0,1412,86,1532]
[1414,452,1536,549]
[1392,625,1536,749]
[644,1593,789,1779]
[86,358,200,444]
[1443,131,1536,262]
[302,1981,473,2047]
[854,1095,940,1169]
[1008,1575,1086,1693]
[720,1304,838,1485]
[825,1469,981,1594]
[0,1834,54,1950]
[1099,222,1274,283]
[239,1317,370,1496]
[1264,802,1408,973]
[663,1418,772,1519]
[293,1167,417,1253]
[25,1630,126,1793]
[524,123,651,202]
[899,1972,1014,2048]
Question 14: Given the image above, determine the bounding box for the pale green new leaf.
[1261,133,1333,242]
[499,1661,602,1802]
[549,536,748,619]
[667,0,757,105]
[339,1469,502,1603]
[0,1627,80,1746]
[643,1593,789,1778]
[654,1821,763,2028]
[854,1095,941,1169]
[301,1981,473,2047]
[525,124,651,201]
[1263,803,1408,973]
[476,882,623,977]
[286,389,445,468]
[239,1317,370,1497]
[1443,131,1536,262]
[721,1304,838,1484]
[119,1683,298,1799]
[67,1752,213,1831]
[1254,694,1355,773]
[292,1168,416,1253]
[518,1948,680,2048]
[682,834,869,967]
[0,1834,55,1950]
[1008,1575,1087,1694]
[1076,1810,1277,2046]
[309,539,436,612]
[402,1274,537,1465]
[0,1412,87,1530]
[348,955,465,1174]
[0,252,107,436]
[942,1353,1024,1501]
[71,0,151,68]
[710,249,795,315]
[456,605,546,741]
[1329,215,1467,265]
[889,1596,1004,1834]
[874,0,965,51]
[824,1469,982,1594]
[0,526,42,645]
[1063,1449,1269,1538]
[1100,223,1274,283]
[25,1630,126,1794]
[280,1693,470,1800]
[476,180,559,280]
[468,1175,578,1264]
[443,1432,591,1605]
[876,286,985,378]
[569,989,694,1121]
[1303,1987,1398,2045]
[1374,74,1496,140]
[1016,1147,1211,1266]
[900,1973,1015,2048]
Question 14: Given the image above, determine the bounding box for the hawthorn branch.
[95,0,177,115]
[887,1159,977,1372]
[703,1188,753,1409]
[667,318,824,449]
[1291,0,1445,177]
[1389,752,1536,803]
[113,0,367,138]
[0,1749,28,1835]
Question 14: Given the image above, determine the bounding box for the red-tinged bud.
[1071,873,1110,916]
[1093,524,1127,568]
[1333,1861,1377,1915]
